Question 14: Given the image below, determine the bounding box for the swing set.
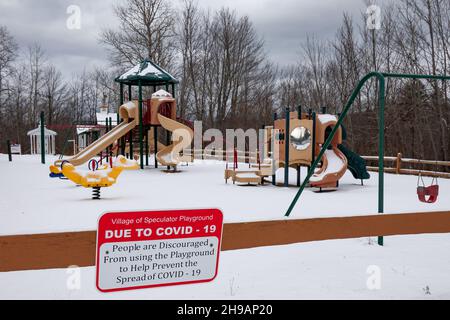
[284,72,449,246]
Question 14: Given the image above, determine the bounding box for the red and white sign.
[96,209,223,293]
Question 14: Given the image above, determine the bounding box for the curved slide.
[337,144,370,180]
[310,147,348,188]
[53,101,138,169]
[156,114,194,168]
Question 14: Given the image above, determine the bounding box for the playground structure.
[225,108,370,190]
[50,60,194,177]
[46,59,195,198]
[115,59,194,171]
[38,59,444,217]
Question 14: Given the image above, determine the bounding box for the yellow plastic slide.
[51,101,138,173]
[156,114,194,168]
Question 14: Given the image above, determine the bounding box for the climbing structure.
[267,109,369,189]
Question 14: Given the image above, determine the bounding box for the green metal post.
[129,130,133,160]
[145,128,149,167]
[40,111,45,164]
[106,117,110,162]
[311,112,316,166]
[119,84,124,105]
[378,77,386,246]
[154,126,159,168]
[297,104,303,186]
[138,81,144,169]
[128,85,132,101]
[272,112,278,186]
[284,107,290,187]
[119,84,124,155]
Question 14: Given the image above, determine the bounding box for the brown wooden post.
[396,153,402,174]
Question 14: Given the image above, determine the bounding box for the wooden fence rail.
[185,149,450,179]
[1,211,450,272]
[362,153,450,179]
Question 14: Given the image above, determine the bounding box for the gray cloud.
[0,0,378,78]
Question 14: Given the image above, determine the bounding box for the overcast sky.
[0,0,376,79]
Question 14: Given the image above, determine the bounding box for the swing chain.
[416,159,439,187]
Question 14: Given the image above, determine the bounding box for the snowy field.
[0,154,449,299]
[0,154,449,235]
[1,234,450,299]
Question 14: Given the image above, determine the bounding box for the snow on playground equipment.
[115,59,193,170]
[225,148,266,185]
[62,155,138,199]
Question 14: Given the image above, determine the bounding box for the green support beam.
[378,77,386,246]
[284,107,290,187]
[119,83,124,105]
[138,81,144,169]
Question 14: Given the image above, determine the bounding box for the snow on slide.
[318,114,337,124]
[310,149,345,182]
[160,151,175,164]
[235,170,260,179]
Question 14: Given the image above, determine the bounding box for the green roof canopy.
[115,59,179,86]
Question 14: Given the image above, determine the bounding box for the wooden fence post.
[396,153,402,174]
[7,140,12,162]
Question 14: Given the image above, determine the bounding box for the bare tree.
[100,0,176,70]
[0,26,18,123]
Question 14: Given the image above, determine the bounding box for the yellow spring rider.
[61,155,139,199]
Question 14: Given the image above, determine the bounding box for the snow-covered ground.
[1,234,450,300]
[0,154,449,299]
[0,154,449,235]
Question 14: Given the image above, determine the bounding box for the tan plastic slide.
[309,146,348,188]
[54,101,138,168]
[156,113,193,168]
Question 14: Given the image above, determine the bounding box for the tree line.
[0,0,448,163]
